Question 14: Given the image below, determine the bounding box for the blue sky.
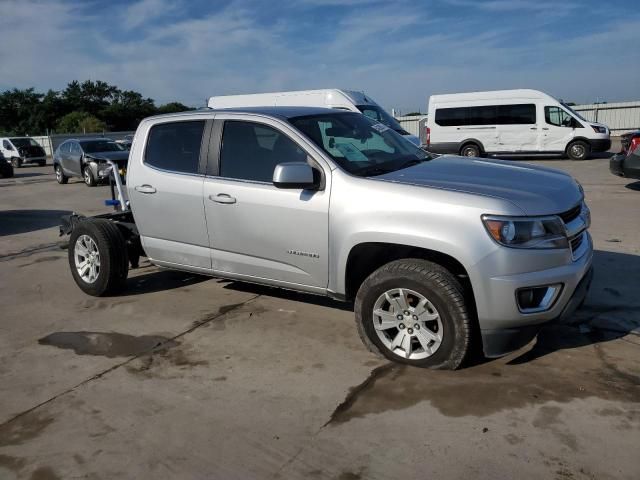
[1,0,638,113]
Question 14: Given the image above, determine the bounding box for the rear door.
[128,118,212,270]
[203,114,330,291]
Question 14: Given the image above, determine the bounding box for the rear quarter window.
[144,121,205,174]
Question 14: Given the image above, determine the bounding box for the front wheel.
[11,157,22,168]
[68,219,129,296]
[567,140,590,160]
[355,259,472,369]
[83,165,97,187]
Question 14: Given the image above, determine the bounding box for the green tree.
[157,102,193,114]
[56,111,106,133]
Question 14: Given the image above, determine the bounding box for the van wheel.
[354,259,472,370]
[55,164,68,184]
[460,144,480,157]
[567,141,590,160]
[83,165,97,186]
[11,157,22,168]
[68,219,129,296]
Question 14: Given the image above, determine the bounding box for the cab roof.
[144,106,355,122]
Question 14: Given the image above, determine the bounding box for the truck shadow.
[625,181,640,191]
[0,209,72,236]
[507,249,640,365]
[122,267,209,295]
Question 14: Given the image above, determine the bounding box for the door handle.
[209,193,236,204]
[542,127,549,131]
[135,184,156,194]
[530,127,538,130]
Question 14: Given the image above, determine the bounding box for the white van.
[0,136,47,167]
[207,89,421,146]
[426,89,610,160]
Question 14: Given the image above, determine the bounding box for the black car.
[53,138,129,187]
[610,130,640,180]
[0,151,14,178]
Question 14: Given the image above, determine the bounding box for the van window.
[220,121,307,183]
[145,121,205,174]
[3,140,13,150]
[545,107,574,127]
[435,104,536,126]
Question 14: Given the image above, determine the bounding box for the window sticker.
[334,142,369,161]
[371,123,390,133]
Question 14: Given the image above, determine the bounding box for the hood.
[375,156,582,216]
[85,151,129,163]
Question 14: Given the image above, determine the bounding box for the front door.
[203,116,330,291]
[128,119,212,270]
[67,141,84,175]
[541,106,576,153]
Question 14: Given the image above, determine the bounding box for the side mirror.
[273,162,318,190]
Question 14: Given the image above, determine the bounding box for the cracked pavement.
[0,158,638,479]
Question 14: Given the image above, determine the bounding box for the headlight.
[482,215,568,249]
[591,125,607,134]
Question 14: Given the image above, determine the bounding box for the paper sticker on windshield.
[334,142,369,162]
[371,123,390,133]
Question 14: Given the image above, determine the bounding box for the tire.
[567,140,590,160]
[460,144,480,157]
[68,219,129,296]
[83,164,97,187]
[11,157,22,168]
[354,259,472,370]
[55,164,68,184]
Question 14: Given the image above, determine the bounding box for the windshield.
[355,105,407,134]
[81,141,124,153]
[561,103,588,122]
[290,112,430,177]
[10,138,39,148]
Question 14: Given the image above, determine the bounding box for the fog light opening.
[517,284,562,313]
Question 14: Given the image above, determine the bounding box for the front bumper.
[589,138,612,153]
[482,265,594,357]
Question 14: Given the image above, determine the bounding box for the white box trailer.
[207,89,421,146]
[426,89,611,160]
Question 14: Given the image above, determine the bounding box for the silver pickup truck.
[60,106,593,369]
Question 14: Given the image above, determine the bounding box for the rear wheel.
[83,165,97,187]
[567,140,590,160]
[55,164,68,184]
[68,219,129,296]
[460,143,480,157]
[11,157,22,168]
[354,259,472,369]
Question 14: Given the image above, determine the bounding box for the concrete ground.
[0,154,638,480]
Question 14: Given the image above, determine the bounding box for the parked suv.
[53,138,129,186]
[0,137,47,167]
[59,107,593,369]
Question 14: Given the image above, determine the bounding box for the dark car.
[610,130,640,180]
[53,138,129,187]
[0,151,14,178]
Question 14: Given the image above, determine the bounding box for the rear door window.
[145,121,205,174]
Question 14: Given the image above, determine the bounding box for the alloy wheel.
[372,288,443,360]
